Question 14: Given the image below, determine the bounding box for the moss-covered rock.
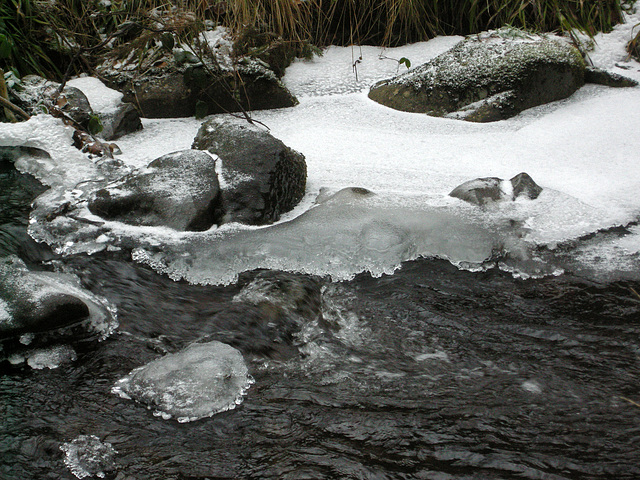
[369,28,587,122]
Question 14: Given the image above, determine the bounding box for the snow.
[2,11,640,283]
[0,115,99,187]
[67,76,123,114]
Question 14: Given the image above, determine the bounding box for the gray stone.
[88,150,221,231]
[450,172,543,205]
[235,270,323,323]
[0,256,89,338]
[97,48,298,118]
[13,76,94,129]
[510,172,543,200]
[449,177,505,205]
[192,117,306,225]
[100,102,143,140]
[0,255,117,349]
[584,66,638,88]
[369,28,586,122]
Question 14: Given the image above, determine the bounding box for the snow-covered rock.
[369,28,586,122]
[450,172,543,206]
[87,150,221,231]
[0,255,117,360]
[112,341,253,422]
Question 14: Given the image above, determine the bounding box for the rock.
[450,177,505,205]
[450,172,543,205]
[96,27,298,118]
[99,102,143,141]
[0,255,117,356]
[584,66,638,88]
[369,28,586,122]
[112,341,254,422]
[235,270,323,323]
[12,75,94,129]
[198,271,324,360]
[192,117,306,225]
[88,150,221,231]
[200,303,300,361]
[510,172,543,200]
[0,262,90,338]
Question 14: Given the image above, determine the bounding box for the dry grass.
[0,0,628,78]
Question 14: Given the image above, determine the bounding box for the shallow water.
[2,250,640,479]
[2,162,640,479]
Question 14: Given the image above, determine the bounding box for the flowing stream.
[1,161,640,479]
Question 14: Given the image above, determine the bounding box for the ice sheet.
[2,13,640,283]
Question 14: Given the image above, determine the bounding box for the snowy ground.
[3,12,640,284]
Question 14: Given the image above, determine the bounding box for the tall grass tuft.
[220,0,626,46]
[0,0,629,79]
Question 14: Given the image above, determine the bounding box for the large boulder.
[87,150,221,231]
[369,28,586,122]
[112,340,254,422]
[450,172,543,205]
[192,117,307,225]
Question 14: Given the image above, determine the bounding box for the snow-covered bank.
[2,15,640,283]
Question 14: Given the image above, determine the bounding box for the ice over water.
[2,15,640,283]
[112,341,254,422]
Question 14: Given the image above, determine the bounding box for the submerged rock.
[197,271,325,360]
[369,28,586,122]
[200,302,301,361]
[60,435,117,479]
[192,117,307,225]
[235,270,324,324]
[88,150,221,231]
[450,172,543,205]
[112,341,253,422]
[0,255,117,360]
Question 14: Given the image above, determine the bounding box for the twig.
[621,397,640,408]
[0,95,31,121]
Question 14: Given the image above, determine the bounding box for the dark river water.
[2,161,640,480]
